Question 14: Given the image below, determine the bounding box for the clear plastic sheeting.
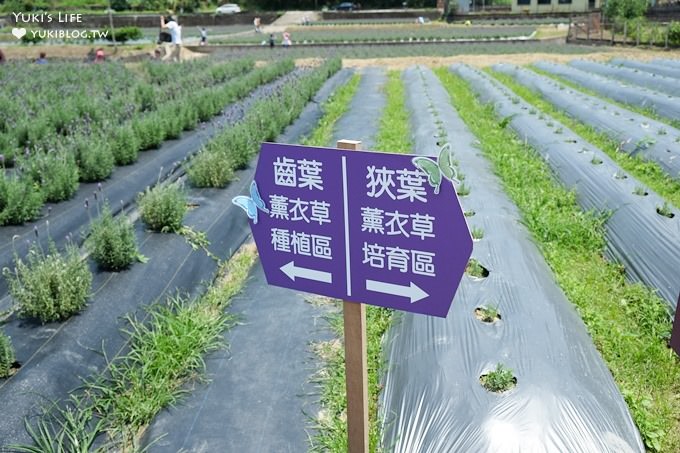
[610,58,680,80]
[653,58,680,70]
[378,65,644,453]
[493,63,680,180]
[569,59,680,97]
[455,63,680,311]
[533,61,680,122]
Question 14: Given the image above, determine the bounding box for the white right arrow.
[280,261,332,283]
[365,279,429,303]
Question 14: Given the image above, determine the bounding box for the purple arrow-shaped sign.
[245,142,473,317]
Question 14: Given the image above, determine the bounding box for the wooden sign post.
[337,139,369,453]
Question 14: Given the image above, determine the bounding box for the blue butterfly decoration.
[232,180,269,224]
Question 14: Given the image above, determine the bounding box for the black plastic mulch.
[0,71,304,307]
[0,69,315,447]
[140,67,392,452]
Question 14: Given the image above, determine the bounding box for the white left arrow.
[281,261,332,283]
[366,279,429,303]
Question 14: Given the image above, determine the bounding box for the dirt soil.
[342,47,680,70]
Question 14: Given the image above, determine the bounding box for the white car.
[216,3,241,14]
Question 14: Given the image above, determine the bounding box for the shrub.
[0,331,15,378]
[87,204,139,271]
[668,21,680,47]
[187,150,235,188]
[138,181,186,232]
[23,151,80,202]
[75,139,115,182]
[0,173,44,225]
[103,26,142,43]
[5,242,92,323]
[110,125,140,165]
[133,115,166,150]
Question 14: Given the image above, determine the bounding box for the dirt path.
[265,11,320,33]
[342,47,680,69]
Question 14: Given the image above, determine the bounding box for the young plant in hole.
[613,170,627,180]
[475,305,501,323]
[656,202,675,218]
[480,363,517,393]
[591,157,603,165]
[465,259,489,278]
[658,128,667,136]
[0,331,16,378]
[464,210,475,217]
[471,226,484,240]
[456,183,470,196]
[633,186,648,196]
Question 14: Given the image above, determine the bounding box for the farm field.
[1,26,680,453]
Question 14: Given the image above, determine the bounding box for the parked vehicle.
[216,3,241,14]
[335,2,356,10]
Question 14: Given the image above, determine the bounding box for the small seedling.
[456,183,470,196]
[464,210,475,217]
[613,170,627,180]
[471,226,484,240]
[0,331,16,378]
[591,157,603,165]
[633,186,648,196]
[656,202,675,218]
[465,259,489,278]
[475,305,501,323]
[554,127,563,134]
[529,108,537,115]
[480,364,517,393]
[658,128,667,136]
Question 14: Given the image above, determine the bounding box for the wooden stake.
[337,139,369,453]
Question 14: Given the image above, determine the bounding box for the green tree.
[604,0,649,19]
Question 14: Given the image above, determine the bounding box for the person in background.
[0,49,6,64]
[94,48,105,63]
[282,31,292,47]
[269,33,275,48]
[199,26,208,46]
[160,15,182,62]
[36,52,48,64]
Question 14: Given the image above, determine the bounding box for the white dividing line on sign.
[342,156,352,296]
[365,279,428,303]
[281,261,332,283]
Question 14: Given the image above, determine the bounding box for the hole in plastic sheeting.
[466,259,489,279]
[591,157,603,165]
[633,186,648,196]
[656,203,675,218]
[480,364,517,393]
[613,171,628,180]
[464,210,476,217]
[475,306,501,324]
[564,139,577,144]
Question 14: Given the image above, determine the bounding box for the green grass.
[530,65,680,131]
[488,69,680,211]
[436,67,680,453]
[13,244,258,451]
[302,74,361,147]
[309,70,411,452]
